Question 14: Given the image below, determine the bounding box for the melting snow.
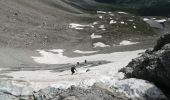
[49,49,64,53]
[120,22,125,24]
[128,20,134,22]
[119,40,139,46]
[99,25,105,29]
[73,50,98,54]
[93,42,110,48]
[9,50,144,91]
[99,16,103,19]
[118,12,128,14]
[151,18,156,20]
[109,13,115,16]
[69,23,92,30]
[110,20,117,24]
[93,22,98,25]
[91,33,102,39]
[143,18,149,21]
[155,19,166,23]
[133,26,137,29]
[97,11,106,14]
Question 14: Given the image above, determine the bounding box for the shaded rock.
[120,34,170,95]
[153,34,170,51]
[145,19,163,29]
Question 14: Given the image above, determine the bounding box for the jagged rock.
[153,34,170,51]
[120,34,170,93]
[33,85,128,100]
[33,79,167,100]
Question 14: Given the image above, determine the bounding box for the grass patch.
[76,14,96,23]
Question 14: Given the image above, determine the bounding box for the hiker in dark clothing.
[85,60,87,64]
[77,62,80,65]
[71,66,77,75]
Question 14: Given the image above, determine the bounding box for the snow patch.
[93,22,98,25]
[119,40,139,46]
[99,25,105,29]
[73,50,98,54]
[133,26,137,29]
[93,42,110,48]
[118,12,128,14]
[110,20,117,24]
[91,33,102,39]
[143,18,149,21]
[97,11,106,14]
[99,16,103,19]
[120,21,125,24]
[109,14,115,16]
[69,23,92,30]
[49,49,64,53]
[151,18,156,20]
[11,50,145,91]
[128,20,134,22]
[32,49,143,65]
[155,19,166,23]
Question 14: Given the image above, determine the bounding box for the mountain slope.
[0,0,159,69]
[0,0,85,49]
[94,0,170,16]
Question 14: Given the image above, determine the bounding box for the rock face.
[120,34,170,91]
[33,79,167,100]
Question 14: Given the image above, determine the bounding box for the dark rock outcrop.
[120,34,170,92]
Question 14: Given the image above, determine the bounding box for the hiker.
[77,62,80,65]
[85,60,87,64]
[71,66,77,75]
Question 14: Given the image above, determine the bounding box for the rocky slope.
[0,0,157,50]
[0,79,167,100]
[120,33,170,96]
[0,0,159,69]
